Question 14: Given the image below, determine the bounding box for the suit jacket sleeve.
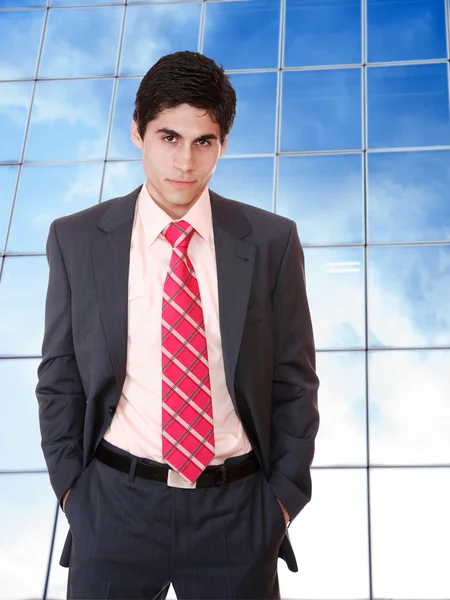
[268,220,320,522]
[36,220,86,504]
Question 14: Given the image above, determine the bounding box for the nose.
[173,145,195,173]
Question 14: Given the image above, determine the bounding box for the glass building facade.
[1,0,450,598]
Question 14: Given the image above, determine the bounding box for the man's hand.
[62,488,71,512]
[276,498,290,528]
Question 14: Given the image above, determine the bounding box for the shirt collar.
[137,183,212,246]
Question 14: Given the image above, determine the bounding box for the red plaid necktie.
[161,220,215,483]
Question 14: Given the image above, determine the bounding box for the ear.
[219,135,228,158]
[131,120,144,149]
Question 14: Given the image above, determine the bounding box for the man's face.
[131,103,228,218]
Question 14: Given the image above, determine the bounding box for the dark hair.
[133,51,236,144]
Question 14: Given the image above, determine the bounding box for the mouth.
[167,179,196,188]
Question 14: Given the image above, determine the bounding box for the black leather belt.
[95,444,259,488]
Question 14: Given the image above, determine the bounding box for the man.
[36,51,319,599]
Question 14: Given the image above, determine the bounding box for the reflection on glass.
[7,164,103,254]
[369,350,450,466]
[119,4,200,76]
[367,64,450,149]
[0,166,18,252]
[102,161,143,201]
[52,0,123,4]
[0,81,33,163]
[371,468,450,599]
[368,150,450,243]
[108,77,141,160]
[368,245,450,348]
[284,0,361,67]
[0,256,48,356]
[304,247,365,350]
[0,359,44,470]
[0,10,44,80]
[367,0,447,63]
[203,0,280,70]
[0,474,56,600]
[0,0,45,5]
[279,469,369,598]
[277,154,363,245]
[212,157,274,212]
[313,351,366,467]
[25,79,113,162]
[227,73,277,155]
[46,508,69,600]
[39,7,123,78]
[281,69,362,152]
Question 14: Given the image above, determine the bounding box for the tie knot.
[163,220,195,250]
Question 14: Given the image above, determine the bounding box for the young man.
[36,51,319,599]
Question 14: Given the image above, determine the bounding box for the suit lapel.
[92,187,141,396]
[210,192,256,401]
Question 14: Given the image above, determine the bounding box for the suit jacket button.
[109,405,116,416]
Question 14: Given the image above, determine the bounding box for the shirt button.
[109,405,116,417]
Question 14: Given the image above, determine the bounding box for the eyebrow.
[155,127,218,143]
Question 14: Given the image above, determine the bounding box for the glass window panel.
[212,157,274,212]
[284,0,361,67]
[46,509,69,600]
[0,166,18,252]
[304,247,365,350]
[0,10,44,80]
[277,154,364,245]
[0,0,45,6]
[0,359,44,470]
[369,350,450,466]
[203,0,280,70]
[119,4,201,76]
[281,69,362,152]
[0,81,33,164]
[0,474,56,600]
[0,256,48,356]
[25,79,113,162]
[7,164,103,254]
[367,64,450,149]
[227,73,277,155]
[314,351,367,467]
[108,77,141,160]
[368,150,450,243]
[52,0,123,4]
[367,0,447,63]
[102,161,143,200]
[371,468,450,599]
[368,245,450,348]
[39,7,123,78]
[278,469,370,599]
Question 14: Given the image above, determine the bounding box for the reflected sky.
[277,153,364,245]
[39,6,123,78]
[369,349,450,466]
[0,166,18,252]
[314,351,366,467]
[102,161,143,201]
[368,150,450,243]
[281,68,362,152]
[0,473,56,600]
[279,469,370,599]
[367,0,448,62]
[0,256,48,356]
[212,157,274,212]
[368,245,450,348]
[203,0,280,71]
[108,77,141,160]
[0,81,33,163]
[119,4,200,76]
[0,0,45,5]
[0,359,44,470]
[284,0,361,67]
[0,9,44,80]
[7,163,103,254]
[371,468,450,599]
[367,63,450,148]
[304,246,366,350]
[25,79,114,162]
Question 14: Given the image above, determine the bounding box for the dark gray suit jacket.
[36,186,319,572]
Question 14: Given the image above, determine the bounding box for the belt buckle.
[167,469,197,489]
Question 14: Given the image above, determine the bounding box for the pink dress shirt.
[104,183,252,465]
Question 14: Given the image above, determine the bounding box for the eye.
[196,139,211,147]
[163,135,177,143]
